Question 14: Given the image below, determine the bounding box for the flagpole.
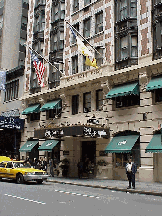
[25,44,64,77]
[66,20,103,58]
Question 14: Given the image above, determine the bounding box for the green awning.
[38,140,59,152]
[145,134,162,153]
[40,99,61,112]
[105,135,140,153]
[106,82,139,99]
[19,140,39,152]
[146,76,162,91]
[22,104,40,115]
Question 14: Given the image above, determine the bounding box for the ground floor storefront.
[19,125,162,182]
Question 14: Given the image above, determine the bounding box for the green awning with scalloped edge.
[106,82,139,99]
[22,104,40,115]
[145,134,162,153]
[146,76,162,91]
[19,140,39,152]
[38,140,59,152]
[40,99,61,112]
[105,135,139,153]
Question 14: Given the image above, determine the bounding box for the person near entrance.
[126,157,137,189]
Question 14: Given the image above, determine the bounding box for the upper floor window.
[121,36,128,60]
[96,89,103,111]
[83,92,91,113]
[84,18,90,38]
[4,80,19,102]
[34,10,45,32]
[95,12,103,34]
[73,0,79,12]
[83,56,90,71]
[72,95,79,115]
[84,0,91,7]
[116,0,137,22]
[115,94,140,108]
[30,113,40,121]
[51,1,65,22]
[35,0,46,7]
[72,55,78,74]
[95,47,103,67]
[71,23,79,44]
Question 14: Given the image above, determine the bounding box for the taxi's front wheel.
[16,174,24,184]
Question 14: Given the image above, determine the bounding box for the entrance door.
[82,141,96,164]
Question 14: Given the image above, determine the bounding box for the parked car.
[0,159,49,184]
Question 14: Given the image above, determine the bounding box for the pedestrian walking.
[49,158,54,177]
[126,157,137,189]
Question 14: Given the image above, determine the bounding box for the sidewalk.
[47,176,162,197]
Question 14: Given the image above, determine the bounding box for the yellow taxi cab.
[0,157,49,184]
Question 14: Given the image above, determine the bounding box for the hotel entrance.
[82,141,96,165]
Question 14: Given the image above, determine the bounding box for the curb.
[47,179,162,197]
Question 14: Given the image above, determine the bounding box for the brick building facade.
[20,0,162,182]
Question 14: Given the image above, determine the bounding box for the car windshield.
[13,162,31,168]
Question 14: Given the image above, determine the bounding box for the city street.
[0,179,162,216]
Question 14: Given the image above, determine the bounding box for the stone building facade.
[20,0,162,182]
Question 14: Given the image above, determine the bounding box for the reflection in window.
[96,89,103,111]
[95,47,103,67]
[95,12,103,34]
[72,55,78,74]
[84,18,90,38]
[121,36,128,59]
[83,92,91,113]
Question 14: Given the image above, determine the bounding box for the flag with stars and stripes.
[29,50,45,87]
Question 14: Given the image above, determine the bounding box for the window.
[47,109,60,119]
[34,10,45,32]
[0,162,5,168]
[120,0,127,20]
[84,18,90,38]
[72,55,78,74]
[95,12,103,34]
[130,0,137,17]
[30,113,40,121]
[4,80,19,102]
[96,89,103,111]
[73,0,79,12]
[72,95,79,115]
[115,94,140,108]
[83,56,90,71]
[83,92,91,113]
[131,36,138,57]
[6,162,13,168]
[95,47,103,67]
[155,88,162,102]
[21,16,28,31]
[121,36,128,60]
[84,0,91,6]
[115,0,137,69]
[71,23,79,44]
[114,153,128,168]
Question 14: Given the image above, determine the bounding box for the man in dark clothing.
[126,157,137,189]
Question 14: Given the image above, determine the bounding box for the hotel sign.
[0,116,24,130]
[34,126,109,139]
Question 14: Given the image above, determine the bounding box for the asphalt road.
[0,179,162,216]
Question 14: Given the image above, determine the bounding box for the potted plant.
[97,159,109,166]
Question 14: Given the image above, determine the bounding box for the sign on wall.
[0,116,24,130]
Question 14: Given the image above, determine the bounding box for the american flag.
[29,50,45,87]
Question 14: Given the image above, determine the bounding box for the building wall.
[1,0,22,70]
